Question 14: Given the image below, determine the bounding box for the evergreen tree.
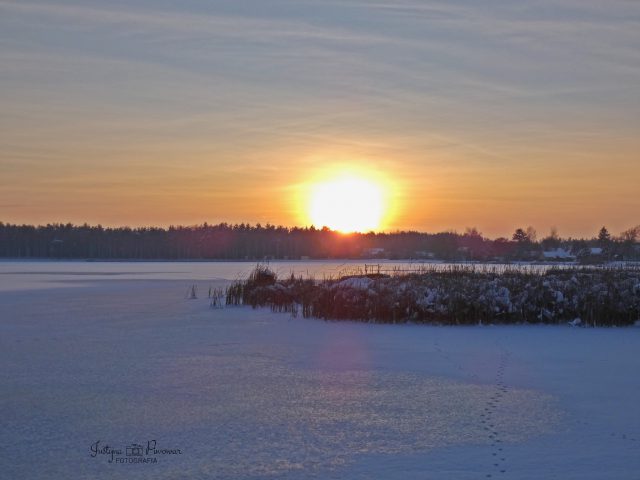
[598,226,611,246]
[512,228,529,243]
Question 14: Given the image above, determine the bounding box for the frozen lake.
[1,261,639,479]
[0,259,575,292]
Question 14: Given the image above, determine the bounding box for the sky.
[1,0,639,238]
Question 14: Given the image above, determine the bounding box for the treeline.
[0,221,639,261]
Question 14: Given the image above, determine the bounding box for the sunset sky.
[1,0,639,237]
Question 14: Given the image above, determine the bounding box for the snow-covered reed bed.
[227,265,640,326]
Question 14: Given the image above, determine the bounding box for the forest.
[1,221,639,262]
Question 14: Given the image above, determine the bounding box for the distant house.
[363,247,385,258]
[414,250,435,259]
[542,248,575,261]
[577,247,605,264]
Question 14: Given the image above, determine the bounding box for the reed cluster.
[226,265,640,326]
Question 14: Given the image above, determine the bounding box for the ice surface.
[0,262,639,479]
[0,259,567,292]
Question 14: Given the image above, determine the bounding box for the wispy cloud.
[1,0,639,234]
[0,1,393,45]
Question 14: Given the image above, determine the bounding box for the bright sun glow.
[308,175,385,232]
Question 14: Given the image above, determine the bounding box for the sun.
[308,175,385,233]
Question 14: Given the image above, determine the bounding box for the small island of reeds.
[226,264,640,326]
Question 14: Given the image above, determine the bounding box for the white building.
[542,248,575,260]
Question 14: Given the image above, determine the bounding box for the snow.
[1,261,639,479]
[335,276,375,290]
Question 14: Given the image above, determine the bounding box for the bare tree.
[620,225,640,242]
[526,226,537,243]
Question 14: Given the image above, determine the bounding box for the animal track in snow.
[483,349,512,477]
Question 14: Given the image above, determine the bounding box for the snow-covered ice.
[0,262,639,479]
